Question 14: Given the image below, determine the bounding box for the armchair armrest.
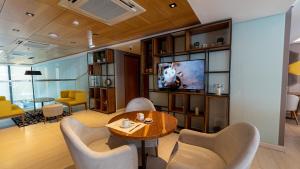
[0,101,12,114]
[92,144,138,169]
[179,129,217,150]
[80,125,110,145]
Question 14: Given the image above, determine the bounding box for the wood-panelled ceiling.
[0,0,199,64]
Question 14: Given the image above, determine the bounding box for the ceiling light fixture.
[169,3,177,8]
[48,33,59,39]
[25,12,35,17]
[294,38,300,43]
[72,20,80,26]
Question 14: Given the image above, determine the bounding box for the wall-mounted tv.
[157,60,205,90]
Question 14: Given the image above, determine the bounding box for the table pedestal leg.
[139,140,147,169]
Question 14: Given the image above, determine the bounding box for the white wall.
[231,14,286,145]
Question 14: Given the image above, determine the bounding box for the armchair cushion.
[0,101,13,115]
[56,98,73,103]
[167,142,225,169]
[0,100,24,119]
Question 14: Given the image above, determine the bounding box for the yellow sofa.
[0,96,24,123]
[55,90,87,113]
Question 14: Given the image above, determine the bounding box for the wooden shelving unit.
[87,49,116,114]
[141,19,232,133]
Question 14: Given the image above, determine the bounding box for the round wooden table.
[108,111,177,169]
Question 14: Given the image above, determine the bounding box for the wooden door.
[124,54,140,105]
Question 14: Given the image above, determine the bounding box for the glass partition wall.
[0,54,88,112]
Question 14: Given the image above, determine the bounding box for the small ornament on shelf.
[215,83,224,95]
[217,37,225,45]
[193,42,200,48]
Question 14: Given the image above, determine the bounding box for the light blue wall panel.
[231,14,286,145]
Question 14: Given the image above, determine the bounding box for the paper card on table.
[105,118,146,134]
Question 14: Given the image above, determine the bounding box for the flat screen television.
[157,60,205,90]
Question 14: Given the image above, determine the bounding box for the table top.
[108,111,177,140]
[34,97,55,103]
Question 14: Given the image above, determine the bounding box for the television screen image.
[157,60,205,90]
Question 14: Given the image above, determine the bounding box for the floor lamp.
[25,68,42,113]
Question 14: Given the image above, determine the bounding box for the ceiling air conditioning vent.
[59,0,146,25]
[22,41,50,49]
[15,40,57,50]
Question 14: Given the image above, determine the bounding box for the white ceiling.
[187,0,295,23]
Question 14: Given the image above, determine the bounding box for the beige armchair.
[60,117,138,169]
[125,97,159,157]
[167,123,260,169]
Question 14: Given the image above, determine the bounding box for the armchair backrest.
[286,94,299,112]
[214,123,260,169]
[125,97,156,112]
[60,117,100,169]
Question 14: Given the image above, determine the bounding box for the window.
[0,65,10,100]
[10,66,33,110]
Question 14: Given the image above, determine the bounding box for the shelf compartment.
[89,88,94,98]
[208,50,230,72]
[153,35,173,56]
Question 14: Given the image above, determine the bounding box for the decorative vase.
[215,83,224,95]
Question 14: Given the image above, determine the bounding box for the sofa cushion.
[0,96,6,101]
[56,98,73,104]
[69,91,76,99]
[61,91,69,98]
[167,142,226,169]
[68,100,86,106]
[11,107,24,115]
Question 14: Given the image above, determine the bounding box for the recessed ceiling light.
[294,38,300,43]
[169,3,177,8]
[12,28,20,32]
[72,20,80,26]
[48,33,59,39]
[25,12,35,17]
